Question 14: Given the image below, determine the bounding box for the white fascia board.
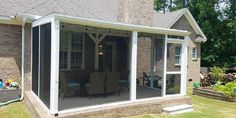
[32,14,54,27]
[0,15,22,25]
[0,15,11,20]
[53,13,190,36]
[16,13,42,23]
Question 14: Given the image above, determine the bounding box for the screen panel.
[39,23,51,108]
[32,26,39,96]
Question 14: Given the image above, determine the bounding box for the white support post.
[95,43,99,70]
[129,31,138,101]
[181,36,188,96]
[150,38,155,88]
[88,33,106,70]
[50,18,60,114]
[162,35,167,97]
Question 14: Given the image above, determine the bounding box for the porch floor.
[59,86,161,111]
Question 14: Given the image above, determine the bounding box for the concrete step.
[163,104,193,115]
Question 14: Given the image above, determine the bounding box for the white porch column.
[50,18,60,114]
[162,35,167,97]
[150,38,155,88]
[95,42,99,70]
[129,31,138,101]
[181,36,188,96]
[88,34,106,70]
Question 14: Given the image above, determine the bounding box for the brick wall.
[118,0,154,26]
[118,0,155,78]
[137,37,152,78]
[171,16,201,83]
[0,24,21,82]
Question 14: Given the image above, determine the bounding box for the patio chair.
[141,72,151,86]
[59,72,80,99]
[105,72,120,96]
[86,72,105,99]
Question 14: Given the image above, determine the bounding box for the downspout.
[20,18,26,100]
[0,18,26,106]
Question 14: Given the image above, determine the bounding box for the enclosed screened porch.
[30,13,189,115]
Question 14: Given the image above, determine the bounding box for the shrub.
[209,67,225,82]
[213,82,236,97]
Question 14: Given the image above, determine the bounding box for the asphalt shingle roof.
[152,9,186,28]
[0,0,119,22]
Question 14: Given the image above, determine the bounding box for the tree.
[154,0,236,67]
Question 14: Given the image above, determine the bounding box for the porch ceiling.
[30,13,191,36]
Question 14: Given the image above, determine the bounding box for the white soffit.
[55,13,190,36]
[30,13,190,36]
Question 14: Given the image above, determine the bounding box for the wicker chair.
[59,72,80,99]
[86,72,106,99]
[105,72,120,95]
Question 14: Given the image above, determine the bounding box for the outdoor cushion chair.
[141,72,151,86]
[59,72,80,99]
[86,72,106,99]
[105,72,120,96]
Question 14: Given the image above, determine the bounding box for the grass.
[130,86,236,118]
[0,102,31,118]
[0,86,236,118]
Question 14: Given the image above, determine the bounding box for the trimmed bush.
[214,82,236,97]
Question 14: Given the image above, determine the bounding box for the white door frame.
[163,35,188,97]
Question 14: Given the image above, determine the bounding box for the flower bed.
[193,87,236,102]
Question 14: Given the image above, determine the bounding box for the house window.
[71,32,84,69]
[175,47,181,65]
[192,47,197,60]
[59,31,68,69]
[59,31,84,70]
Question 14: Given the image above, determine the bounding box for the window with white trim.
[59,31,68,69]
[59,31,84,70]
[192,47,197,60]
[175,46,181,65]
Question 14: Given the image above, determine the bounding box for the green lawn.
[0,102,31,118]
[1,87,236,118]
[130,86,236,118]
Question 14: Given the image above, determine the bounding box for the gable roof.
[153,9,185,28]
[0,0,119,22]
[153,8,207,41]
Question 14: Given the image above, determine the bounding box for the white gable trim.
[167,10,186,30]
[168,8,207,42]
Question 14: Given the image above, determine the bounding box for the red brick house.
[0,0,206,117]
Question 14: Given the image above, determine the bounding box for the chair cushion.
[85,83,90,87]
[68,80,80,87]
[119,80,128,83]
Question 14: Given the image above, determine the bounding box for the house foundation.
[24,91,191,118]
